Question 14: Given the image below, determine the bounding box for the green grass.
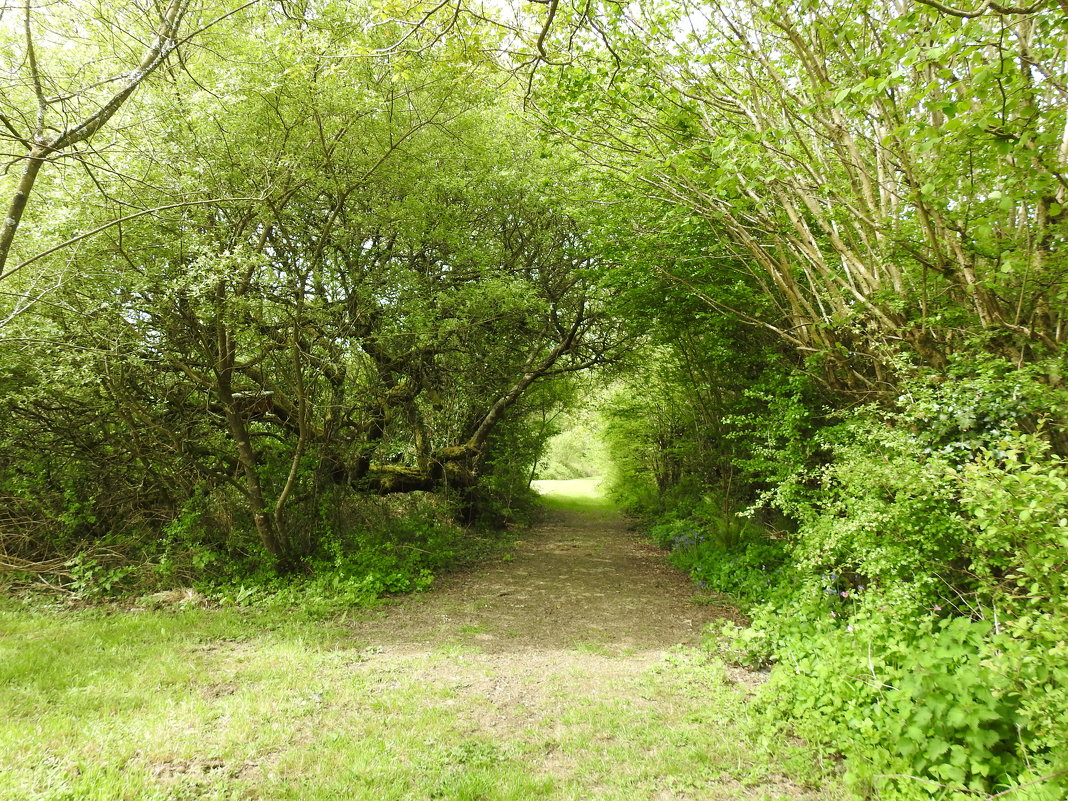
[0,595,842,800]
[531,477,617,515]
[0,600,547,801]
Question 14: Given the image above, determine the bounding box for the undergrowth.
[3,492,526,618]
[606,360,1068,800]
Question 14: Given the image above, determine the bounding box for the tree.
[0,5,623,567]
[532,0,1068,394]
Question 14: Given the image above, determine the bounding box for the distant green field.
[531,477,616,513]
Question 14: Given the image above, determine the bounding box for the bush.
[620,357,1068,798]
[740,411,1068,798]
[202,493,500,618]
[645,494,790,606]
[749,584,1066,799]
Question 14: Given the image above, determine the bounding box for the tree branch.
[0,196,261,283]
[914,0,1046,17]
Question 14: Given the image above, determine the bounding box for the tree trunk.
[223,405,288,564]
[0,146,47,276]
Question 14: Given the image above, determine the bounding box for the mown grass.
[0,598,551,801]
[0,595,841,801]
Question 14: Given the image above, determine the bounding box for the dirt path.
[350,499,740,655]
[339,488,830,800]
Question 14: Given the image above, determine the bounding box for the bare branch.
[914,0,1046,17]
[52,0,191,150]
[535,0,560,61]
[22,1,46,136]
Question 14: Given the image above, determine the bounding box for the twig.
[991,770,1068,797]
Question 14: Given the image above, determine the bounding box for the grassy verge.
[0,599,539,801]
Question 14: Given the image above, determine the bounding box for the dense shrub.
[646,495,790,606]
[743,416,1068,798]
[612,355,1068,799]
